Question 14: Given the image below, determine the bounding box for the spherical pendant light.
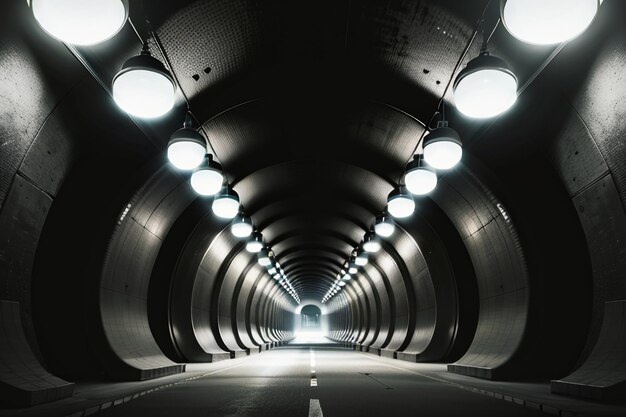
[387,187,415,218]
[423,122,463,170]
[348,266,358,275]
[112,48,176,119]
[355,253,368,266]
[29,0,128,45]
[212,187,240,219]
[405,155,438,195]
[190,155,224,196]
[363,233,381,253]
[246,233,263,253]
[501,0,599,45]
[258,250,272,267]
[231,213,253,238]
[453,52,518,119]
[374,215,395,238]
[167,116,207,170]
[341,274,351,281]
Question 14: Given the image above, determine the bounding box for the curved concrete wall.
[374,250,411,354]
[189,229,240,359]
[544,5,626,386]
[217,250,252,352]
[239,268,267,347]
[355,274,379,346]
[223,257,259,351]
[326,219,469,363]
[169,214,227,362]
[321,162,532,377]
[363,265,393,350]
[331,287,357,342]
[433,165,530,379]
[0,1,158,383]
[99,168,194,379]
[392,229,443,361]
[0,301,74,406]
[169,215,296,361]
[1,0,300,387]
[2,0,626,405]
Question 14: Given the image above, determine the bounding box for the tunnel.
[1,1,625,416]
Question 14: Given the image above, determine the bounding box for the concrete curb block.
[419,375,591,417]
[358,351,597,417]
[59,342,288,417]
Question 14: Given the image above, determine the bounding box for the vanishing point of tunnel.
[1,1,626,416]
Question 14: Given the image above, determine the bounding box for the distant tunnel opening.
[293,304,328,344]
[300,305,321,330]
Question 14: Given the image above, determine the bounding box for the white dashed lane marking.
[309,399,323,417]
[310,348,318,386]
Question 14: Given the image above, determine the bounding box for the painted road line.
[310,348,318,386]
[309,399,323,417]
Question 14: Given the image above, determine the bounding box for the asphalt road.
[97,343,544,417]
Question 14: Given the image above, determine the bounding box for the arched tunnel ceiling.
[231,160,391,296]
[68,0,564,301]
[150,0,483,119]
[4,0,626,402]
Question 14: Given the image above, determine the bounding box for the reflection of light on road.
[291,330,332,344]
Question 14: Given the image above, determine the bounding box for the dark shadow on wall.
[148,198,208,363]
[461,0,621,379]
[31,155,158,381]
[466,144,593,379]
[415,200,480,363]
[208,239,248,354]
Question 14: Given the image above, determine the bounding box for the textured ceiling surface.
[71,0,562,300]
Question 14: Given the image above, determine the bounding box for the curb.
[61,344,285,417]
[357,351,591,417]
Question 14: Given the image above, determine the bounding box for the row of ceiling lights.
[321,217,392,303]
[231,221,301,303]
[245,234,300,303]
[27,0,601,127]
[321,0,601,303]
[321,27,503,302]
[240,226,300,303]
[28,0,601,305]
[28,0,600,47]
[28,0,302,304]
[375,0,601,222]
